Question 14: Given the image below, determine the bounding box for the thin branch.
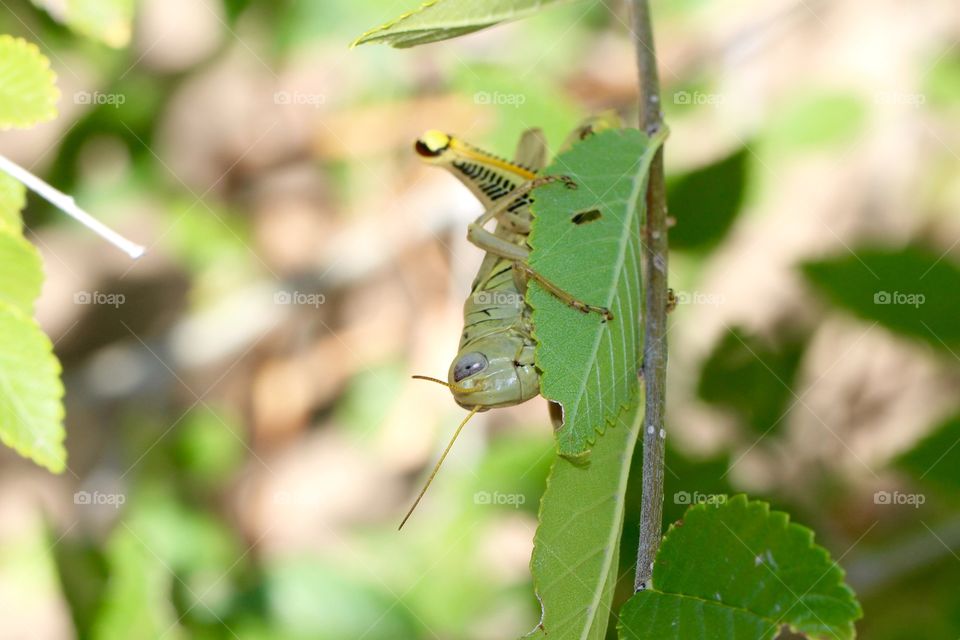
[0,154,145,259]
[631,0,669,592]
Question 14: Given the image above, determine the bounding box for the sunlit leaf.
[529,127,663,456]
[0,35,59,129]
[0,172,27,234]
[0,231,43,315]
[619,495,862,640]
[0,302,65,472]
[530,397,642,640]
[802,245,960,350]
[352,0,584,48]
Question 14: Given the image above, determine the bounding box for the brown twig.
[631,0,669,592]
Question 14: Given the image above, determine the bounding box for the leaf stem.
[630,0,669,592]
[0,154,145,259]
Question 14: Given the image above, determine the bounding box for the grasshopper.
[401,117,618,528]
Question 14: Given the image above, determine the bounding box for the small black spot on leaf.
[571,209,602,225]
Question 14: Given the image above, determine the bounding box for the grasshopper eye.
[453,352,488,382]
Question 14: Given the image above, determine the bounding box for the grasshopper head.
[447,339,539,410]
[414,130,452,161]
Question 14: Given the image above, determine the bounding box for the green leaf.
[0,35,59,129]
[668,147,749,250]
[0,231,44,314]
[352,0,583,48]
[0,302,66,472]
[697,327,807,436]
[528,127,663,456]
[31,0,135,48]
[0,171,27,234]
[895,413,960,494]
[619,495,862,640]
[802,245,960,350]
[529,396,643,640]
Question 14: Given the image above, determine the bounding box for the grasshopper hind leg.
[466,225,613,322]
[515,262,613,321]
[466,170,611,321]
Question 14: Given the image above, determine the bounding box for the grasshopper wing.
[514,128,549,172]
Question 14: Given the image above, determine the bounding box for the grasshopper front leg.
[471,175,576,234]
[466,225,613,321]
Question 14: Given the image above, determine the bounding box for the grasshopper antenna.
[399,405,481,530]
[411,374,477,395]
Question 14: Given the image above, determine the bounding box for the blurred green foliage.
[698,327,808,436]
[896,414,960,496]
[803,245,960,350]
[765,90,868,153]
[668,147,750,250]
[0,0,958,637]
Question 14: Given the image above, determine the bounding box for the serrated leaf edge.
[0,301,66,472]
[640,495,862,640]
[0,35,60,130]
[530,128,664,457]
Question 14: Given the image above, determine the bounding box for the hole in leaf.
[548,400,564,430]
[571,209,602,225]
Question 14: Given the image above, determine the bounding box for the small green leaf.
[530,396,643,640]
[802,245,960,350]
[619,495,862,640]
[529,128,663,456]
[895,413,960,494]
[0,35,59,129]
[668,147,749,250]
[352,0,584,48]
[0,172,27,234]
[0,231,44,314]
[697,327,807,436]
[0,302,66,472]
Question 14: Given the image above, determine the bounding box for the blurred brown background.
[1,0,959,637]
